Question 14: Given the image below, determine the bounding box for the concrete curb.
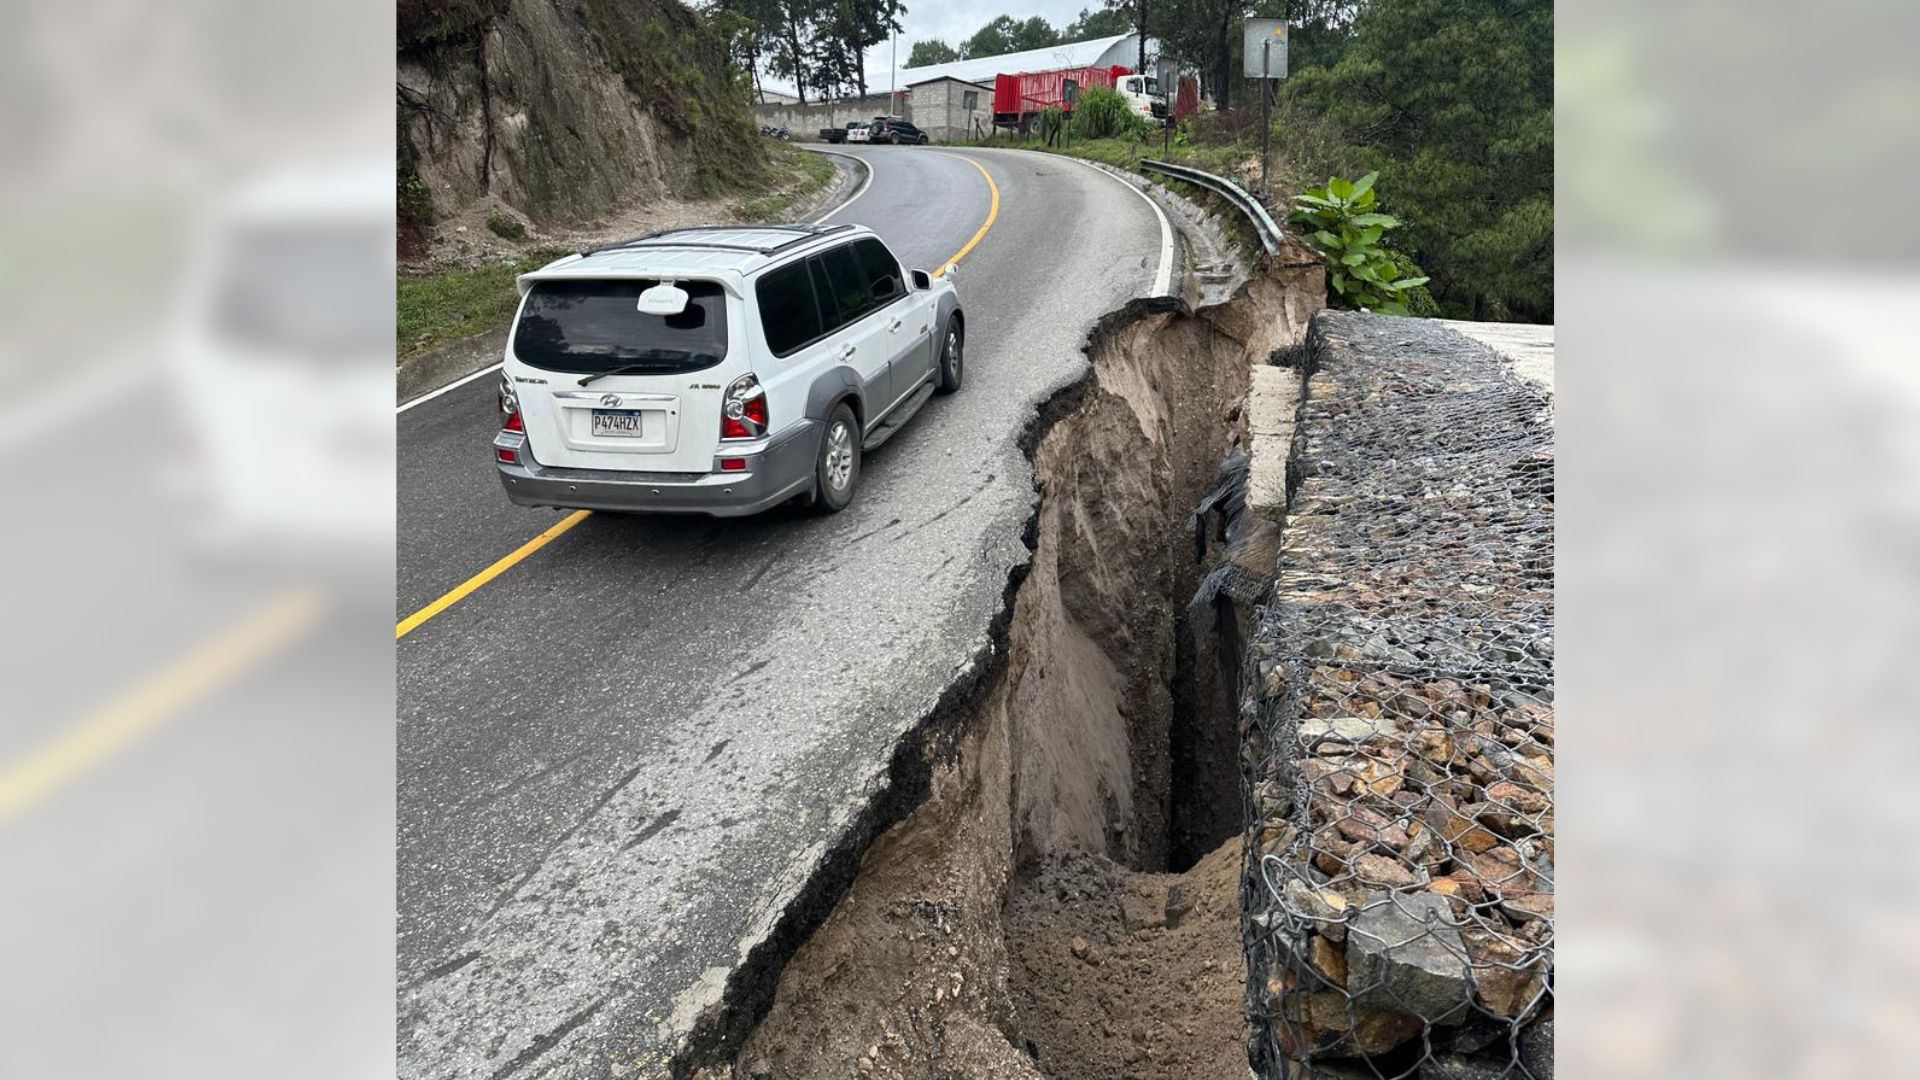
[1245,363,1303,519]
[793,148,869,224]
[394,152,873,410]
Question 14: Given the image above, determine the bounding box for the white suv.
[493,224,964,516]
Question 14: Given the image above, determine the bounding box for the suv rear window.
[512,279,728,375]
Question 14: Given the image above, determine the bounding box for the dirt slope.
[397,0,762,244]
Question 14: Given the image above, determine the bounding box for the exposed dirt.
[1004,839,1248,1079]
[694,266,1324,1080]
[405,146,838,272]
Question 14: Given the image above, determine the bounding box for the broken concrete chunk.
[1346,893,1472,1024]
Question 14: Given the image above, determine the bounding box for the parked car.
[494,224,965,516]
[819,125,846,143]
[869,116,928,145]
[846,121,871,144]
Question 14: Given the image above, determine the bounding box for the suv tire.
[935,318,964,394]
[814,402,862,512]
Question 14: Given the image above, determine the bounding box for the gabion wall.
[1242,313,1555,1080]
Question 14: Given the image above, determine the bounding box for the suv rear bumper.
[494,419,818,517]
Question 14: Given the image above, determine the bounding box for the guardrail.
[1138,159,1284,256]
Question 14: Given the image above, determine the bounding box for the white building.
[878,33,1159,94]
[762,33,1161,102]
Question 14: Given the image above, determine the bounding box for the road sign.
[1243,18,1288,80]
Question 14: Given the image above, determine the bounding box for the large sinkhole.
[695,264,1326,1080]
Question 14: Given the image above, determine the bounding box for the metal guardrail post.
[1139,159,1284,256]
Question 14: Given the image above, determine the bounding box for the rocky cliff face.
[397,0,761,236]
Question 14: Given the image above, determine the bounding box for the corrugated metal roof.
[893,34,1139,88]
[761,34,1156,99]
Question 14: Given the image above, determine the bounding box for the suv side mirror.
[909,269,932,290]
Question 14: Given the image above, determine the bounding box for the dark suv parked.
[869,116,929,145]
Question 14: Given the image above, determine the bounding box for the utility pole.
[1261,39,1272,199]
[889,25,897,111]
[1138,0,1147,72]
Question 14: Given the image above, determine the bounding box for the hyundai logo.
[600,394,621,408]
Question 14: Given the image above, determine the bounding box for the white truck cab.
[1116,74,1167,121]
[494,224,964,516]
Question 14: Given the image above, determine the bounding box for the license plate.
[591,409,646,437]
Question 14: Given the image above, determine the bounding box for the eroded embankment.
[692,262,1323,1080]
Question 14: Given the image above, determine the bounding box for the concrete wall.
[753,94,894,139]
[751,79,990,143]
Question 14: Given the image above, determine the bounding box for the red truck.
[992,65,1167,132]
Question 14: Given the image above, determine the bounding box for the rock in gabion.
[1242,313,1554,1079]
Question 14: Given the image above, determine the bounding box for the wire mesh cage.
[1242,314,1555,1080]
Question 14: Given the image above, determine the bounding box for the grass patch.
[396,250,565,361]
[1005,134,1255,181]
[730,144,837,223]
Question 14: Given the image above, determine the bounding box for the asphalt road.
[396,145,1173,1078]
[0,396,392,1080]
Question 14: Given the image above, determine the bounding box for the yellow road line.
[941,155,1001,271]
[0,587,328,826]
[397,158,1001,641]
[397,509,592,639]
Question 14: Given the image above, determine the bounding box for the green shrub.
[1038,106,1065,141]
[486,211,527,240]
[1289,172,1432,316]
[1073,87,1153,141]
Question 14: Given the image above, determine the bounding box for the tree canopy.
[711,0,903,104]
[1062,6,1135,41]
[1287,0,1553,320]
[906,38,959,66]
[960,15,1061,59]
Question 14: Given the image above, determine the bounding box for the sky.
[872,1,1116,73]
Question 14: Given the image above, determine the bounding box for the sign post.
[1243,18,1288,199]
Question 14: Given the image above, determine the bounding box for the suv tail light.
[499,375,524,433]
[720,374,768,440]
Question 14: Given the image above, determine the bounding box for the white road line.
[1052,154,1176,298]
[397,360,502,414]
[399,151,878,417]
[807,148,876,224]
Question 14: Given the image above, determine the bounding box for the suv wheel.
[936,318,964,394]
[917,133,929,145]
[814,403,861,512]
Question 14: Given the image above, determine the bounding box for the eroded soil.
[695,262,1324,1080]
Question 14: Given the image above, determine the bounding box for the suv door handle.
[888,316,903,333]
[838,343,856,360]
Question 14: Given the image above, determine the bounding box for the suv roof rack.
[582,223,855,258]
